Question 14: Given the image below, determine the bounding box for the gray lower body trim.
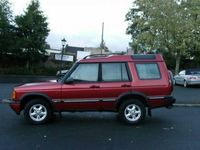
[148,96,165,100]
[53,98,116,103]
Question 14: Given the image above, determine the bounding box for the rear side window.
[135,63,161,80]
[102,63,129,82]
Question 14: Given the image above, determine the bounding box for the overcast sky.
[10,0,133,52]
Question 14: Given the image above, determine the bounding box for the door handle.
[90,85,100,88]
[121,84,131,87]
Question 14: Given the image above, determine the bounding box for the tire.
[24,99,52,125]
[184,80,188,88]
[174,80,177,85]
[119,99,146,125]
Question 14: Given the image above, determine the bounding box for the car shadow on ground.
[175,84,200,89]
[12,111,169,127]
[22,112,171,128]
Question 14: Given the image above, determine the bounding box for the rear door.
[99,62,132,110]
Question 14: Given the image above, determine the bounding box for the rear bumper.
[147,96,176,109]
[0,99,21,114]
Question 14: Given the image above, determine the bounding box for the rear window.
[135,63,161,80]
[186,70,200,75]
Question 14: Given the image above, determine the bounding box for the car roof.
[79,54,164,63]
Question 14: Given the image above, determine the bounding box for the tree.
[126,0,200,74]
[0,0,15,59]
[15,0,49,69]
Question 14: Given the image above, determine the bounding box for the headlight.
[12,90,16,100]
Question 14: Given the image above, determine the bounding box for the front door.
[60,63,101,110]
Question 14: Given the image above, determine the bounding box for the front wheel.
[184,80,188,88]
[24,99,52,125]
[119,99,146,125]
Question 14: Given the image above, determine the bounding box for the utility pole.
[100,22,104,54]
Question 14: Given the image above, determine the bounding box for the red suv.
[2,54,175,125]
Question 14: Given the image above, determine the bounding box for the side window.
[135,63,161,80]
[69,63,98,82]
[102,63,129,82]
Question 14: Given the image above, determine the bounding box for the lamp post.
[60,38,67,75]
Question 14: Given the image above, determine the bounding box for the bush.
[0,54,73,75]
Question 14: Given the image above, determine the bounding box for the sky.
[9,0,133,52]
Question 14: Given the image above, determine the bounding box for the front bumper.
[0,99,21,114]
[187,80,200,85]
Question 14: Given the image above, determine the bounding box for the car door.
[175,70,184,84]
[98,62,132,110]
[60,63,101,110]
[178,70,185,85]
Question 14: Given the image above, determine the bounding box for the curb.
[174,103,200,107]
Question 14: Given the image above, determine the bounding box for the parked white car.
[174,69,200,87]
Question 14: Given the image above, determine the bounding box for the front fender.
[19,92,54,110]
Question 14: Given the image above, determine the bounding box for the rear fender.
[115,92,148,110]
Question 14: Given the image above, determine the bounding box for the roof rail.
[83,53,125,59]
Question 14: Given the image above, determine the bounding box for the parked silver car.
[56,70,68,78]
[174,69,200,87]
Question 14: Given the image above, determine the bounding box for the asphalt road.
[0,104,199,150]
[172,85,200,104]
[0,84,200,149]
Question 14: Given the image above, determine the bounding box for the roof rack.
[83,53,125,59]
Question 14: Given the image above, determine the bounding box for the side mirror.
[65,77,74,84]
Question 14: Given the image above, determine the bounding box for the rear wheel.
[24,99,52,125]
[119,99,146,125]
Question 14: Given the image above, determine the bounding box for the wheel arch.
[116,92,148,110]
[20,93,53,111]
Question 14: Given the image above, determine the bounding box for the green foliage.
[0,0,15,57]
[15,0,49,69]
[0,0,51,75]
[126,0,200,74]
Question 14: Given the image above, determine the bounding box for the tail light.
[168,71,174,92]
[189,76,197,80]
